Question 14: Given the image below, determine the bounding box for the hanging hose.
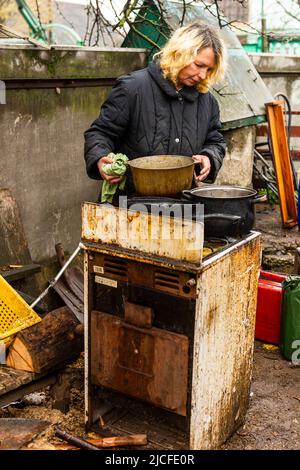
[253,148,279,201]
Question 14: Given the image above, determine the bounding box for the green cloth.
[101,153,129,203]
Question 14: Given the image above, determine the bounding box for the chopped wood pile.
[0,188,84,376]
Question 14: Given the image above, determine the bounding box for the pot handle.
[252,194,268,204]
[204,213,242,224]
[181,190,194,200]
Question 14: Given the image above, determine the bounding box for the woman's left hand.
[192,155,211,182]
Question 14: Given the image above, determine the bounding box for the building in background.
[1,0,52,33]
[219,0,250,23]
[220,0,300,54]
[53,0,89,44]
[0,0,87,45]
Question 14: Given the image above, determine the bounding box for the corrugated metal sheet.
[123,0,273,129]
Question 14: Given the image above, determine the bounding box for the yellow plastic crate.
[0,275,41,345]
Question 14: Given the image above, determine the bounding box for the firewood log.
[6,307,83,373]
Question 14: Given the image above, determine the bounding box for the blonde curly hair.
[156,21,226,93]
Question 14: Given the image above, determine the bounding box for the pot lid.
[188,185,257,199]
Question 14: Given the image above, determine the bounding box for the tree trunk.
[6,307,83,373]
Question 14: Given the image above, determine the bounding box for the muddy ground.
[224,342,300,450]
[1,203,300,451]
[224,203,300,450]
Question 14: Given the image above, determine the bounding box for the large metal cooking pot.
[182,185,265,237]
[128,155,194,197]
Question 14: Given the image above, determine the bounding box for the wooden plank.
[0,366,34,395]
[0,370,57,409]
[0,418,50,450]
[88,434,147,448]
[266,101,298,228]
[0,264,41,282]
[0,189,32,265]
[53,279,84,324]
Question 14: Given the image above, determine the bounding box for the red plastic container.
[260,270,286,283]
[255,271,287,344]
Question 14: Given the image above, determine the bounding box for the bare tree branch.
[35,0,43,27]
[80,0,300,50]
[275,0,300,23]
[83,2,92,45]
[54,0,76,30]
[213,1,223,29]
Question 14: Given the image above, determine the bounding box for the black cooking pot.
[124,196,193,218]
[123,196,240,239]
[182,185,265,237]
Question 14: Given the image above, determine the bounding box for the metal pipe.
[43,23,84,45]
[15,0,48,42]
[30,243,83,309]
[55,428,100,451]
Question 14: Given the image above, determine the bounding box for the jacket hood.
[147,61,200,102]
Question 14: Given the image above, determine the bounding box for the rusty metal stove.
[81,202,261,450]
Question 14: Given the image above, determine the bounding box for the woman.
[84,21,227,194]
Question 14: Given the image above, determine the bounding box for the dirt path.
[224,342,300,450]
[1,343,299,450]
[223,203,300,450]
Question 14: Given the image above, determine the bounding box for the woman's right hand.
[97,156,123,184]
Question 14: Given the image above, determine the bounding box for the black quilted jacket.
[84,61,226,192]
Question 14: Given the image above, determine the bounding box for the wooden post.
[266,101,298,228]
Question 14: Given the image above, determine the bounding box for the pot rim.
[185,185,257,199]
[127,197,185,204]
[128,155,195,171]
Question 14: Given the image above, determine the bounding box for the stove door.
[91,311,189,416]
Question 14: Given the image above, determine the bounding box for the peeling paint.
[82,202,204,264]
[190,234,261,449]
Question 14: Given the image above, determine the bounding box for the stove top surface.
[202,236,244,259]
